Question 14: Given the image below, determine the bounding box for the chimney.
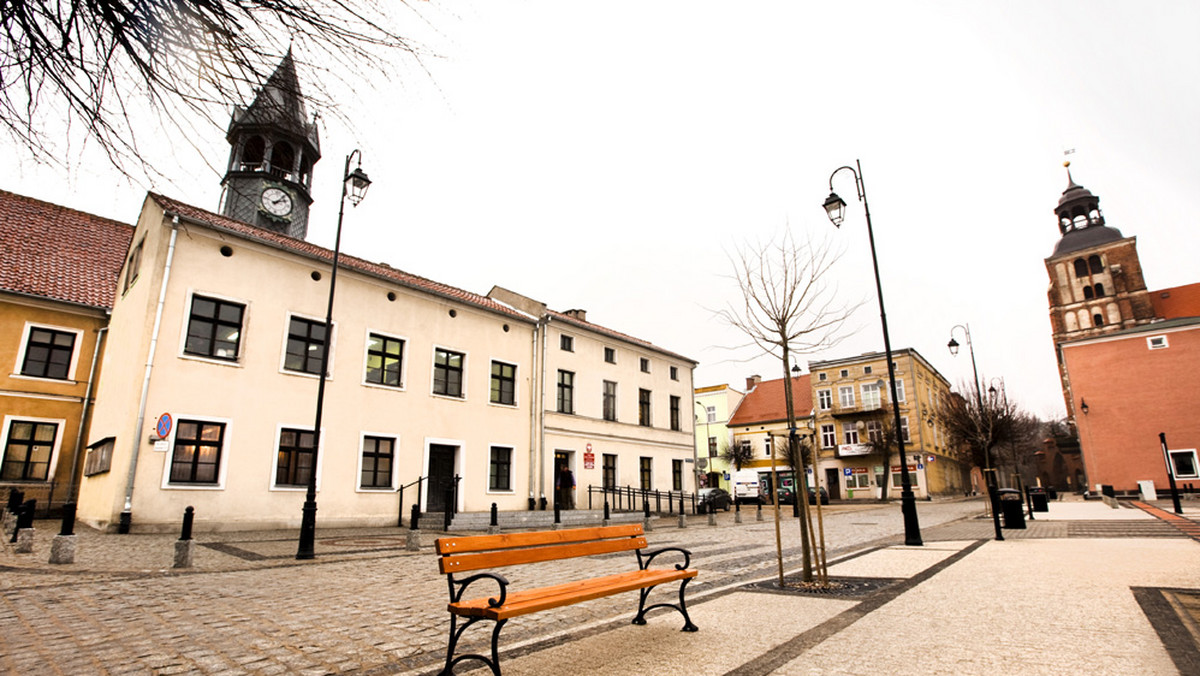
[745,375,761,390]
[564,309,587,322]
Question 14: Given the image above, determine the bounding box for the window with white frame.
[365,333,405,387]
[817,389,832,410]
[820,424,836,449]
[818,372,827,382]
[433,347,465,398]
[603,381,617,421]
[560,334,574,352]
[360,435,395,489]
[1169,449,1198,478]
[899,416,910,443]
[764,436,772,457]
[489,446,513,491]
[284,315,329,375]
[1,419,59,481]
[865,419,884,443]
[861,382,882,409]
[19,325,80,380]
[275,427,316,487]
[705,406,717,423]
[168,419,226,485]
[184,296,244,361]
[894,379,906,402]
[490,361,517,405]
[1147,335,1169,350]
[842,421,859,445]
[839,386,855,408]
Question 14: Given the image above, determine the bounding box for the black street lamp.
[948,323,1002,540]
[823,160,922,547]
[297,150,372,560]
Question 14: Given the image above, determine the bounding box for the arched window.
[241,136,265,170]
[1073,215,1089,231]
[1093,283,1105,298]
[1093,313,1104,327]
[1088,255,1103,274]
[1106,302,1120,325]
[1073,259,1089,278]
[1064,312,1078,332]
[270,142,295,179]
[1077,309,1091,329]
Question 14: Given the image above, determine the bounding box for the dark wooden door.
[427,445,456,512]
[826,468,842,500]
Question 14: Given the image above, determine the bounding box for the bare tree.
[1,1,425,177]
[939,380,1040,487]
[719,439,753,472]
[859,409,903,502]
[719,228,859,584]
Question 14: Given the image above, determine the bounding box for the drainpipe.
[537,315,551,509]
[119,214,179,533]
[68,325,108,501]
[527,316,545,510]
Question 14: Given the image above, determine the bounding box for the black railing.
[586,485,700,515]
[397,476,426,527]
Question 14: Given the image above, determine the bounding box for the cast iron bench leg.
[441,615,508,675]
[632,578,699,632]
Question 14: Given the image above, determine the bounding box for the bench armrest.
[637,546,692,571]
[449,572,511,607]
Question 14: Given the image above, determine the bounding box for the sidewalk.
[427,499,1200,675]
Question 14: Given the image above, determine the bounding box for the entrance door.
[554,451,575,509]
[825,468,841,500]
[427,444,457,512]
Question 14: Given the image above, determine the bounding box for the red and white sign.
[584,451,595,470]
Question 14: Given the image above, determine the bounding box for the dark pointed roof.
[0,190,133,309]
[1050,166,1124,257]
[228,50,321,154]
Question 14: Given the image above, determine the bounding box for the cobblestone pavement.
[1,497,1195,675]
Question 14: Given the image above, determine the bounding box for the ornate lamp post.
[948,324,1002,540]
[297,150,372,560]
[823,160,921,547]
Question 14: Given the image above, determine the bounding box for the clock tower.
[219,49,321,239]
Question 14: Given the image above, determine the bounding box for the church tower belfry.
[220,50,321,239]
[1044,164,1156,416]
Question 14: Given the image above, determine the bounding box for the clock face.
[261,187,293,217]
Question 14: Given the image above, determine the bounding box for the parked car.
[730,470,761,505]
[698,487,732,512]
[762,482,796,505]
[808,486,830,505]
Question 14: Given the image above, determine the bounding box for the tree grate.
[743,575,902,599]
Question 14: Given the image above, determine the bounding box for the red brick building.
[1045,167,1200,493]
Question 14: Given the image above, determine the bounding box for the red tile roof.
[0,189,134,309]
[728,374,813,426]
[1151,283,1200,320]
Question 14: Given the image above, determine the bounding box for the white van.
[730,470,761,505]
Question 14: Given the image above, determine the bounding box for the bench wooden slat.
[436,524,644,555]
[440,536,647,574]
[449,567,698,620]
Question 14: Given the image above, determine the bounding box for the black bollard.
[490,503,498,527]
[180,506,194,541]
[539,495,547,511]
[643,498,650,519]
[554,500,561,524]
[410,504,421,531]
[604,500,611,521]
[6,488,22,516]
[444,485,454,531]
[59,503,76,537]
[11,500,35,543]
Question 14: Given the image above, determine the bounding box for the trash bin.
[1028,486,1049,512]
[998,488,1026,529]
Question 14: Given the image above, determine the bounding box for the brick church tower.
[1045,164,1156,416]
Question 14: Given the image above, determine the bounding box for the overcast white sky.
[5,1,1199,419]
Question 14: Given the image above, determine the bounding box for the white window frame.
[900,416,910,443]
[894,378,907,403]
[178,290,249,367]
[861,382,882,409]
[280,311,336,379]
[357,432,398,492]
[1168,449,1198,479]
[0,415,65,482]
[820,424,836,449]
[1147,335,1169,350]
[430,345,469,401]
[361,328,409,391]
[487,444,516,494]
[839,386,855,408]
[817,389,832,411]
[160,414,233,490]
[842,421,859,445]
[269,423,325,491]
[13,322,84,382]
[489,358,520,408]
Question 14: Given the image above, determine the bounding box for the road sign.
[843,467,853,476]
[155,413,173,440]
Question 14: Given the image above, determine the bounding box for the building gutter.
[119,214,179,533]
[68,324,107,501]
[537,315,551,508]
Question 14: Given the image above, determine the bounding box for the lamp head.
[1080,398,1089,415]
[822,192,847,227]
[947,337,960,356]
[345,166,372,206]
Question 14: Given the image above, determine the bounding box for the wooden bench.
[435,523,698,675]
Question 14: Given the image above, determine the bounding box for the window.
[1073,258,1088,278]
[670,366,679,381]
[1,420,57,480]
[739,439,751,457]
[842,422,859,445]
[899,416,910,443]
[817,389,832,410]
[640,357,650,373]
[365,334,404,387]
[639,389,651,427]
[894,379,906,402]
[20,327,77,379]
[1083,286,1095,300]
[1169,449,1198,479]
[1088,255,1103,274]
[861,382,881,409]
[169,420,225,484]
[839,386,855,408]
[433,348,465,398]
[603,453,617,489]
[866,419,884,444]
[557,370,575,413]
[489,446,513,491]
[764,437,772,457]
[839,369,849,378]
[1093,283,1105,298]
[670,396,681,431]
[640,457,652,490]
[490,361,517,405]
[284,316,328,375]
[708,437,718,457]
[672,459,683,491]
[123,240,143,293]
[184,296,244,361]
[84,437,114,476]
[1147,335,1169,350]
[360,436,394,489]
[818,372,827,382]
[276,428,316,487]
[560,334,574,352]
[820,424,836,449]
[705,406,717,423]
[604,347,616,363]
[864,366,873,375]
[1093,313,1104,327]
[603,381,617,421]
